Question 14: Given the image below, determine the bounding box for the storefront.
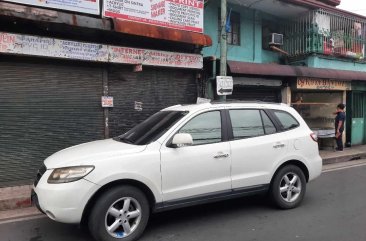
[227,77,282,102]
[291,77,350,149]
[0,32,202,186]
[202,61,285,102]
[108,65,198,137]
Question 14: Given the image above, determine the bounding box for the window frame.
[226,108,280,141]
[217,9,241,46]
[166,110,229,148]
[266,109,300,132]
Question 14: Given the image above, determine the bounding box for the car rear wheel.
[270,165,306,209]
[89,185,150,241]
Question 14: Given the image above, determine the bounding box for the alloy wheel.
[279,172,302,203]
[105,197,142,238]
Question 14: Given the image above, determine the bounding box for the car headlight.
[47,166,94,184]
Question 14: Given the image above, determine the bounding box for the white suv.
[32,102,322,241]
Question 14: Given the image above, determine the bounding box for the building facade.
[0,1,211,186]
[203,0,366,148]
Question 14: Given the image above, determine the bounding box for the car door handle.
[273,143,285,149]
[213,153,230,158]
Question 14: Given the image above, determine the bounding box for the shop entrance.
[291,91,344,149]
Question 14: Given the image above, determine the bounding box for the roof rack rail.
[210,99,280,104]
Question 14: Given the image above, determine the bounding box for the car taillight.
[310,133,318,142]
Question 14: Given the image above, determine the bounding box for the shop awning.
[227,61,366,81]
[113,19,212,47]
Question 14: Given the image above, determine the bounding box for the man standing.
[335,103,346,151]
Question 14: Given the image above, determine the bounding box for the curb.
[0,185,33,212]
[322,152,366,165]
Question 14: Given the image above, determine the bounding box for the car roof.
[162,102,290,112]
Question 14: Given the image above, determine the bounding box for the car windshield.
[115,111,188,145]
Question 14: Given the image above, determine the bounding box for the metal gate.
[0,58,104,186]
[108,65,198,137]
[227,86,281,103]
[351,92,366,145]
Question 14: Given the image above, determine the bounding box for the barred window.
[218,10,240,46]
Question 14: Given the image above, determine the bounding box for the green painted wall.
[203,1,366,71]
[203,1,280,64]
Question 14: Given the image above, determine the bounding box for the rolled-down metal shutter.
[108,66,197,137]
[0,58,104,186]
[228,86,281,103]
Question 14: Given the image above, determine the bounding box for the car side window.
[178,111,222,145]
[229,109,264,139]
[260,110,277,134]
[272,110,299,130]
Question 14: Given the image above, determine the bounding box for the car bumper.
[308,155,323,181]
[32,170,99,224]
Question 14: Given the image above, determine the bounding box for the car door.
[160,110,232,202]
[228,109,289,189]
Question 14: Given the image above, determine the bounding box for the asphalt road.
[1,164,366,241]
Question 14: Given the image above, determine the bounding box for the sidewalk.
[0,144,366,220]
[320,145,366,164]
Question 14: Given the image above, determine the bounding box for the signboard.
[103,0,204,33]
[101,96,114,107]
[109,46,203,68]
[0,32,109,62]
[134,101,143,111]
[0,32,203,69]
[216,76,233,96]
[6,0,100,15]
[297,78,351,91]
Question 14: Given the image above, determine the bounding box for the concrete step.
[320,146,366,165]
[0,185,32,212]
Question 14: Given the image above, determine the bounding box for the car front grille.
[34,164,47,187]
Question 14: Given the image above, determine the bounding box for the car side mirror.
[171,133,193,148]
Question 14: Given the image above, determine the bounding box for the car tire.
[270,165,306,209]
[88,185,150,241]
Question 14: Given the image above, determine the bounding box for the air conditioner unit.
[269,33,283,46]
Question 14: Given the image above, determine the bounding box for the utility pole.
[219,0,227,101]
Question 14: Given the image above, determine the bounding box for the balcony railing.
[283,9,366,61]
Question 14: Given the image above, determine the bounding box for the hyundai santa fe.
[32,102,322,241]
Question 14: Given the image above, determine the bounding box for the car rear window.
[272,110,299,131]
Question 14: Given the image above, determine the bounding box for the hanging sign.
[5,0,100,15]
[103,0,204,33]
[216,76,233,96]
[0,32,203,69]
[297,77,351,91]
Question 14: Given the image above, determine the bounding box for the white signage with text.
[0,32,203,69]
[216,76,233,96]
[6,0,100,15]
[103,0,204,33]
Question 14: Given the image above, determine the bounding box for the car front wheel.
[270,165,306,209]
[88,185,150,241]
